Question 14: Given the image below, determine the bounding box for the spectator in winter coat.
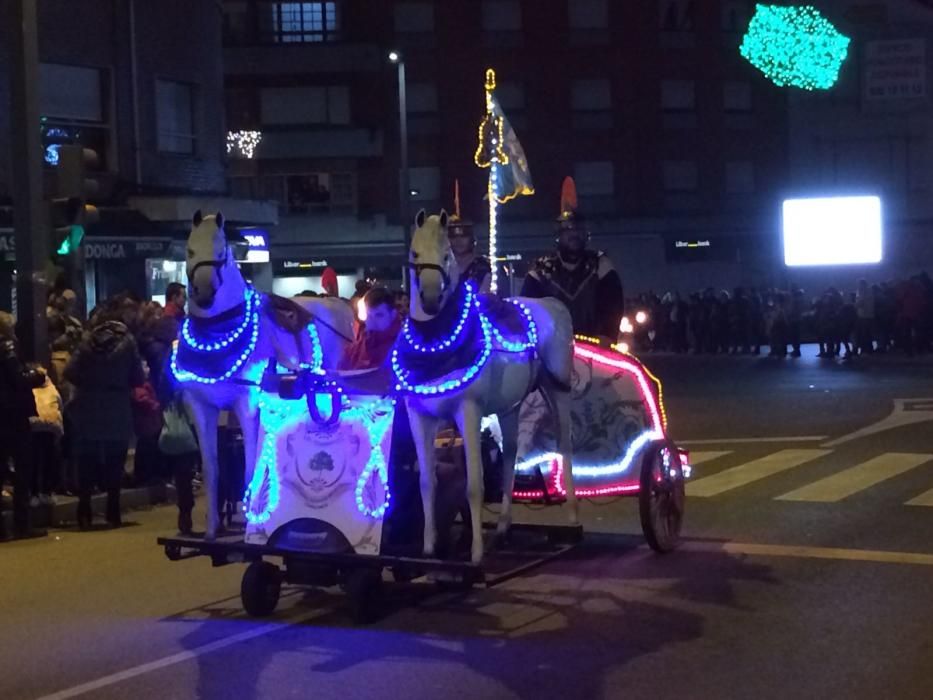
[855,279,875,355]
[64,310,145,529]
[0,312,43,539]
[29,368,64,505]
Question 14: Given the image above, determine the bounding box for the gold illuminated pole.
[474,69,508,295]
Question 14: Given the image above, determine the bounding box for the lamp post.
[389,50,411,290]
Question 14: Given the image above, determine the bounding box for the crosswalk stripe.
[905,487,933,507]
[776,453,932,503]
[686,450,731,466]
[686,449,830,498]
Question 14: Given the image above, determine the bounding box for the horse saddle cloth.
[478,294,533,346]
[266,294,315,334]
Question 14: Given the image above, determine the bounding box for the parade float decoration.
[474,68,534,293]
[740,4,850,90]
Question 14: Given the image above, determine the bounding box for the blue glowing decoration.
[305,322,324,372]
[515,429,662,479]
[181,288,257,352]
[244,391,394,523]
[393,284,540,396]
[402,282,476,352]
[45,144,60,166]
[170,295,261,385]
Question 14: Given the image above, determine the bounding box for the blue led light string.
[181,288,257,351]
[402,282,476,352]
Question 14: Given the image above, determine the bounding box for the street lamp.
[389,49,410,290]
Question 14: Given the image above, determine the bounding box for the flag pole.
[484,69,500,295]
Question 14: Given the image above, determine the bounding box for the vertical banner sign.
[864,39,927,102]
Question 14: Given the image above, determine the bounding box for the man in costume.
[520,177,624,339]
[448,180,491,293]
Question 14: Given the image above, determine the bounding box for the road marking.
[682,541,933,566]
[823,398,933,447]
[906,487,933,507]
[686,449,830,497]
[776,453,932,503]
[685,450,731,466]
[36,608,321,700]
[680,436,827,445]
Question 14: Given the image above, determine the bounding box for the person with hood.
[521,177,625,338]
[64,305,145,529]
[0,312,45,539]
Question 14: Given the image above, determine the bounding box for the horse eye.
[412,252,420,260]
[187,248,194,256]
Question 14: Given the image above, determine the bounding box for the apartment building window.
[156,79,196,154]
[663,161,698,192]
[660,0,695,31]
[661,80,695,112]
[723,82,752,113]
[260,86,350,125]
[231,172,357,214]
[260,2,340,43]
[725,161,755,194]
[571,79,612,130]
[39,63,110,167]
[394,2,434,33]
[483,0,522,46]
[574,161,615,196]
[569,0,608,44]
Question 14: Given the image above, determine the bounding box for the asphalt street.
[2,348,932,700]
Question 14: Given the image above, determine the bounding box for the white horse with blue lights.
[173,210,354,539]
[396,209,577,563]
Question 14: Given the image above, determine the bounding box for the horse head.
[186,210,244,315]
[410,209,459,319]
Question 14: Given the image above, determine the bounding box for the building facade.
[0,0,274,312]
[222,0,790,296]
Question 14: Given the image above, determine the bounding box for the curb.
[1,483,177,534]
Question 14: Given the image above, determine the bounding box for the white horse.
[401,210,577,563]
[177,211,353,539]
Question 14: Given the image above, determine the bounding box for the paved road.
[2,351,932,699]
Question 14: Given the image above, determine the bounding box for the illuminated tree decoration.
[226,130,263,159]
[740,5,850,90]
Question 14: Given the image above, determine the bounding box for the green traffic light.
[57,224,85,256]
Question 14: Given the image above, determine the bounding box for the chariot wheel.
[345,569,384,624]
[639,442,685,553]
[241,561,282,617]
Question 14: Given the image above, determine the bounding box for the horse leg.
[184,396,220,539]
[233,391,260,515]
[543,381,577,524]
[496,409,519,539]
[407,404,439,558]
[455,401,485,564]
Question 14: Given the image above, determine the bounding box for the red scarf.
[338,316,402,370]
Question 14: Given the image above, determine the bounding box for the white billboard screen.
[782,196,882,266]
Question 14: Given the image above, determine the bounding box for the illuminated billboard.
[782,196,882,266]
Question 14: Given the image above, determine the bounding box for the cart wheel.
[639,444,685,553]
[165,544,182,561]
[241,561,282,617]
[345,569,383,624]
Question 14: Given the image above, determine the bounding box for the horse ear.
[439,209,449,229]
[192,209,203,227]
[415,209,426,229]
[215,212,225,230]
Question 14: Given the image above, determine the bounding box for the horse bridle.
[408,261,452,295]
[188,247,228,288]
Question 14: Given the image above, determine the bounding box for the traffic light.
[50,145,99,258]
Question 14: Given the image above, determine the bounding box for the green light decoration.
[740,4,850,90]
